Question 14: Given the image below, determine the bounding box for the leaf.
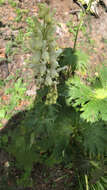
[75,50,89,72]
[15,78,22,90]
[2,134,8,144]
[66,68,107,123]
[82,123,107,155]
[59,48,77,72]
[99,65,107,88]
[30,132,35,148]
[0,48,5,58]
[15,136,25,148]
[66,76,91,107]
[0,109,6,119]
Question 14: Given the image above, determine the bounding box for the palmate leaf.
[58,48,77,73]
[59,48,89,74]
[66,76,92,107]
[66,68,107,122]
[81,99,107,122]
[75,49,89,72]
[82,122,107,155]
[99,65,107,88]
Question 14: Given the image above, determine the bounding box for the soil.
[0,0,107,189]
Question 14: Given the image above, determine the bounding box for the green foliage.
[15,8,28,22]
[81,122,107,155]
[15,29,25,44]
[59,48,77,74]
[78,174,107,190]
[66,65,107,122]
[8,0,18,8]
[15,8,23,22]
[5,41,13,56]
[75,49,89,72]
[0,0,5,6]
[0,77,28,124]
[5,78,26,105]
[59,48,89,77]
[67,15,86,41]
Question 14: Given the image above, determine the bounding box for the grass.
[8,0,18,8]
[0,75,34,128]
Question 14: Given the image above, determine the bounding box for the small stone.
[26,89,37,96]
[0,60,9,80]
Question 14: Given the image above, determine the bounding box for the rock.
[101,0,107,11]
[0,48,9,80]
[0,59,9,80]
[102,0,107,7]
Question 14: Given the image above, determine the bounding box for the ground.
[0,0,107,189]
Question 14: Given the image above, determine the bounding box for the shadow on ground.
[0,47,78,190]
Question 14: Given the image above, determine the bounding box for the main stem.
[73,15,84,52]
[73,0,93,52]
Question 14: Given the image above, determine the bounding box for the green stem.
[87,0,93,12]
[73,0,93,52]
[73,16,84,52]
[85,175,89,190]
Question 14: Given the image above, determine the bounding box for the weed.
[102,38,107,44]
[25,17,35,37]
[5,41,13,56]
[0,79,5,87]
[52,182,57,188]
[0,77,29,122]
[15,8,23,22]
[15,8,29,22]
[0,0,5,6]
[67,16,79,41]
[8,0,18,8]
[15,29,25,44]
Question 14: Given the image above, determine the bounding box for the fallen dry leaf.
[15,100,30,110]
[1,95,9,101]
[0,48,5,58]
